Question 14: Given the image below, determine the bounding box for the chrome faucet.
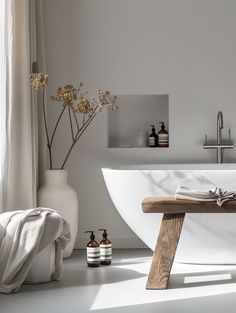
[204,111,234,163]
[217,111,223,144]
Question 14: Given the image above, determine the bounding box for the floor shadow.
[18,265,146,293]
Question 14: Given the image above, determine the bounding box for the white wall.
[42,0,236,248]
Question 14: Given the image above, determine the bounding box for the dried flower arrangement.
[30,63,117,169]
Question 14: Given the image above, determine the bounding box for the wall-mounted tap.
[204,111,234,163]
[217,111,223,144]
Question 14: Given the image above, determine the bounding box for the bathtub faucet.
[204,111,234,163]
[217,111,223,144]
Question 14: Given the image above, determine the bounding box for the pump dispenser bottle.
[85,231,100,267]
[149,125,158,147]
[158,122,169,147]
[98,229,112,265]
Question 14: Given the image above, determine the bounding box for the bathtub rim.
[102,163,236,172]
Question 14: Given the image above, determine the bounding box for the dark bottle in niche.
[158,122,169,147]
[149,125,158,147]
[98,229,112,265]
[85,231,100,267]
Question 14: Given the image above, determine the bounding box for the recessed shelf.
[107,94,169,148]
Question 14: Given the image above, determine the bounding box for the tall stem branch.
[75,113,97,143]
[49,105,66,147]
[72,110,80,131]
[74,106,99,142]
[60,107,99,169]
[42,87,52,169]
[68,106,74,140]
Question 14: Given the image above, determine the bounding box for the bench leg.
[146,213,185,290]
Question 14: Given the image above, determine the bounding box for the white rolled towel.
[175,185,236,206]
[175,186,218,201]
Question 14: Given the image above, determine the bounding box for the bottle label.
[100,244,112,261]
[158,134,169,146]
[87,247,100,263]
[149,137,155,146]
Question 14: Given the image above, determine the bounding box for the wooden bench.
[142,197,236,290]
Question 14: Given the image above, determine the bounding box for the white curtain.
[0,0,45,212]
[0,0,7,212]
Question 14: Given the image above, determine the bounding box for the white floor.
[2,249,236,313]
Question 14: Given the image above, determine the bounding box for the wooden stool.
[142,197,236,290]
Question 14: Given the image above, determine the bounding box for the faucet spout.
[217,111,223,144]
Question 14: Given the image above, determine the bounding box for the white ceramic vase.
[37,169,78,258]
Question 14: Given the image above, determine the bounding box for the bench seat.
[142,197,236,290]
[142,197,236,213]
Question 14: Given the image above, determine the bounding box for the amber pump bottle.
[158,122,169,147]
[98,229,112,265]
[85,231,100,267]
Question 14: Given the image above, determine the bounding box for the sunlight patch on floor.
[90,262,236,311]
[184,273,232,284]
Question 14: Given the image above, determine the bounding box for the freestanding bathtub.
[102,164,236,264]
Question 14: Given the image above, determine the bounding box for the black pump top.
[150,125,155,133]
[98,229,108,239]
[159,122,165,130]
[85,231,95,241]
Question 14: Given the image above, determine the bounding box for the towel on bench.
[175,186,236,206]
[0,208,71,294]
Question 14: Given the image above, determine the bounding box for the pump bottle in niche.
[85,231,100,267]
[98,229,112,265]
[148,125,158,147]
[158,122,169,147]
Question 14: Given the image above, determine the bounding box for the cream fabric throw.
[0,208,71,294]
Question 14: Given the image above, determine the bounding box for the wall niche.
[107,94,169,148]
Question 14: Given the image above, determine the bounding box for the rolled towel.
[175,186,236,206]
[175,186,219,201]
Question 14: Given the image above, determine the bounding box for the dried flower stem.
[72,110,80,131]
[31,73,117,169]
[45,103,67,169]
[60,106,99,169]
[75,112,97,142]
[49,105,66,148]
[42,87,52,169]
[68,106,74,140]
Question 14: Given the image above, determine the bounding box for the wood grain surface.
[146,213,185,290]
[142,197,236,213]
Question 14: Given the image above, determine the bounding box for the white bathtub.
[102,164,236,264]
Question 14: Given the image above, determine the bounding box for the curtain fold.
[1,0,45,212]
[0,0,7,212]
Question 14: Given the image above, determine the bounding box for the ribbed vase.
[37,170,78,258]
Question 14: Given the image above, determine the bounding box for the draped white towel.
[0,208,71,294]
[175,186,236,206]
